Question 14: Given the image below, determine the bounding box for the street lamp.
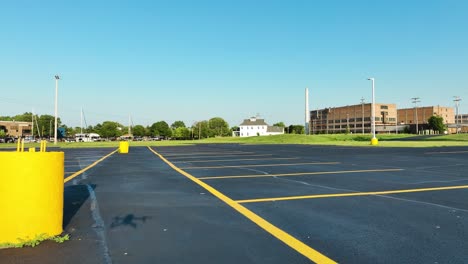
[454,96,462,134]
[411,97,421,134]
[54,75,60,145]
[360,97,365,134]
[367,78,378,145]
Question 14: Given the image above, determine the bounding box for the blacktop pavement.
[2,144,468,264]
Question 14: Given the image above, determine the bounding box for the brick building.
[0,121,32,137]
[310,103,399,134]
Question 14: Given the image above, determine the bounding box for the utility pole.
[360,97,365,134]
[454,96,462,134]
[411,97,421,135]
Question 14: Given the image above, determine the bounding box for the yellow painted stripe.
[147,147,337,264]
[173,157,299,164]
[236,185,468,204]
[181,162,340,170]
[63,149,118,183]
[198,168,404,180]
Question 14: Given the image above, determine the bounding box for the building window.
[381,105,388,109]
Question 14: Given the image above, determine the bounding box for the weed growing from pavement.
[0,234,70,249]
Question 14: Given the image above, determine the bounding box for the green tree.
[273,122,286,127]
[37,115,56,137]
[192,121,210,139]
[288,125,305,134]
[428,115,446,133]
[98,121,124,138]
[0,129,6,138]
[208,117,229,137]
[150,121,172,137]
[171,121,186,130]
[173,127,191,139]
[132,125,147,137]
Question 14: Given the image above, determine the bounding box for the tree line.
[1,112,307,139]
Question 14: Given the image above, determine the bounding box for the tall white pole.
[454,96,461,134]
[412,97,420,134]
[54,75,60,145]
[368,78,378,145]
[80,107,83,134]
[31,108,34,139]
[305,88,310,135]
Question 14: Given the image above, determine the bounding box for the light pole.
[368,78,378,145]
[360,97,365,134]
[411,97,420,134]
[454,96,462,134]
[54,75,60,145]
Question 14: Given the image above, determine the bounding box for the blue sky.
[1,0,467,128]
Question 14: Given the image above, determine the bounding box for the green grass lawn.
[2,134,467,149]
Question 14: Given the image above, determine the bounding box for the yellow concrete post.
[119,141,129,154]
[0,151,64,244]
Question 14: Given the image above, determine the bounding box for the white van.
[75,133,101,142]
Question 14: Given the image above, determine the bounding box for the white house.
[237,117,284,137]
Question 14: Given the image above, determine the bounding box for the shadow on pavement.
[63,184,96,228]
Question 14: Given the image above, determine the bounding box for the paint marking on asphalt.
[425,150,468,154]
[169,154,274,160]
[64,149,118,183]
[173,157,300,164]
[236,185,468,204]
[147,147,337,264]
[160,151,254,157]
[181,162,340,170]
[198,168,404,180]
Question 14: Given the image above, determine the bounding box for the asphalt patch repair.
[1,144,468,264]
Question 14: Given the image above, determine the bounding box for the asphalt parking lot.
[1,144,468,263]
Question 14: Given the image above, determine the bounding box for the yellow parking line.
[236,185,468,204]
[173,157,299,164]
[181,162,340,170]
[198,168,404,180]
[64,149,118,183]
[147,147,337,264]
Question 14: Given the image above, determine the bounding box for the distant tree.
[192,121,210,139]
[0,129,6,138]
[209,117,230,137]
[150,121,172,137]
[98,121,124,138]
[0,116,13,121]
[288,125,305,134]
[428,115,446,133]
[171,121,186,130]
[273,122,286,127]
[37,114,57,137]
[132,125,147,137]
[231,126,239,132]
[173,127,191,139]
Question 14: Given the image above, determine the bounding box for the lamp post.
[411,97,420,134]
[360,97,365,134]
[367,78,378,145]
[454,96,462,134]
[54,75,60,145]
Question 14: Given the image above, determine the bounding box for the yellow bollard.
[119,141,129,154]
[0,151,64,244]
[371,138,379,145]
[29,147,36,152]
